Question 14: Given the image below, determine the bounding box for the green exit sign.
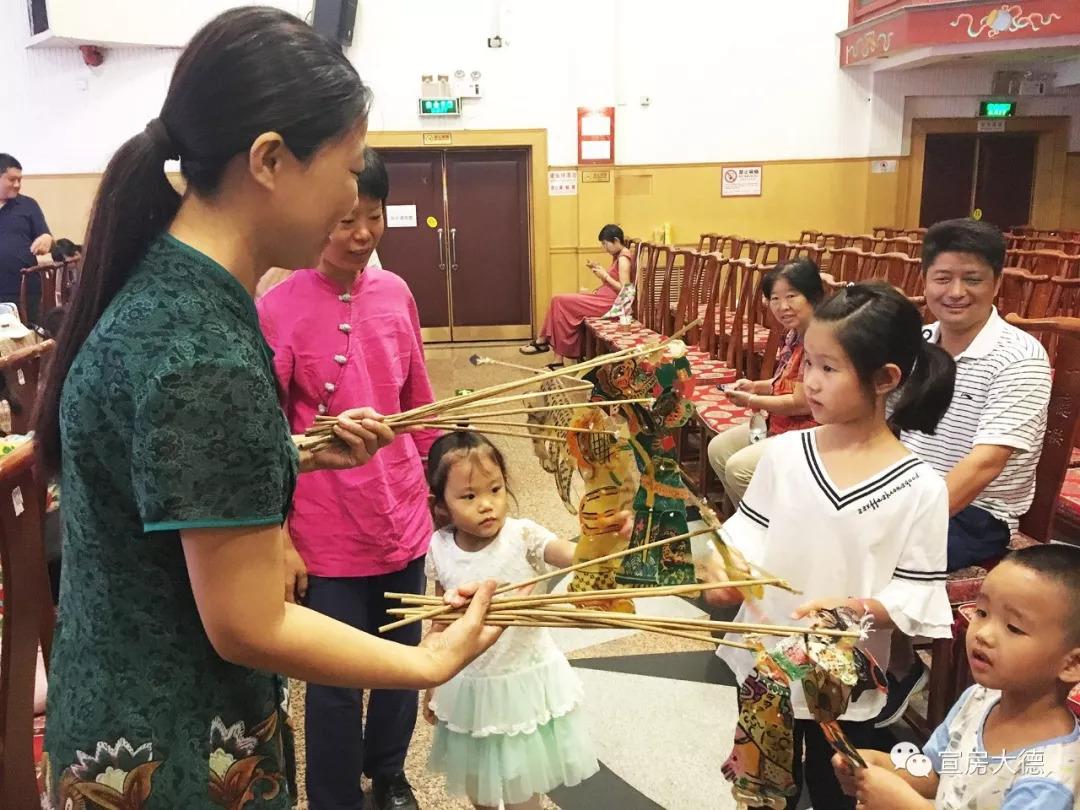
[418,98,461,117]
[979,101,1016,118]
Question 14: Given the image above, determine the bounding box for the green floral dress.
[43,235,298,809]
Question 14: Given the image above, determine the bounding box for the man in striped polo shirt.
[876,218,1052,727]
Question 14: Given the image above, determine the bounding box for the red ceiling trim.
[839,1,1078,67]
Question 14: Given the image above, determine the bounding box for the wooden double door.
[378,148,532,343]
[919,132,1038,231]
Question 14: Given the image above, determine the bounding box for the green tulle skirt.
[429,708,598,806]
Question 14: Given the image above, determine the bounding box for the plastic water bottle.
[748,411,768,443]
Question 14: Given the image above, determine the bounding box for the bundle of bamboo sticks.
[298,321,700,453]
[375,524,853,652]
[384,583,860,651]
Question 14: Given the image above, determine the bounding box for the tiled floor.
[290,344,907,809]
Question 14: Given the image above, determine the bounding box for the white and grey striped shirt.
[901,309,1051,531]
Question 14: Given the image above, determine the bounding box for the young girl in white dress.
[705,282,958,810]
[423,431,599,809]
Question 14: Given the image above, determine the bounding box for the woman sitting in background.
[707,258,824,509]
[521,223,633,369]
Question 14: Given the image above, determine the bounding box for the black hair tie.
[145,118,181,161]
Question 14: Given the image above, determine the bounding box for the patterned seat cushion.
[1059,467,1080,523]
[718,322,771,352]
[584,314,660,353]
[1070,447,1080,468]
[586,315,629,335]
[605,330,662,352]
[585,317,737,383]
[688,385,752,433]
[955,601,977,626]
[751,325,771,352]
[2,570,50,792]
[946,565,991,605]
[685,353,737,384]
[34,713,45,793]
[945,532,1042,605]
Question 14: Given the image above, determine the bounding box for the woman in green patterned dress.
[33,8,502,808]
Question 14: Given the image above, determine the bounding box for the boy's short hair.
[1006,544,1080,641]
[922,218,1006,278]
[356,147,389,206]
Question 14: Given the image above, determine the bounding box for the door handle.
[437,228,447,272]
[450,227,459,273]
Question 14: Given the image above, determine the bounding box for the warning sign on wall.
[721,166,763,197]
[548,170,578,196]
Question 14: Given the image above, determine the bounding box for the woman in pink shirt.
[258,149,436,810]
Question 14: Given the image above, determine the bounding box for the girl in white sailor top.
[705,282,957,810]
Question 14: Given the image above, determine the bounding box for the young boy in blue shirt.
[835,544,1080,808]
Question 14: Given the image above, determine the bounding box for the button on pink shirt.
[257,267,438,577]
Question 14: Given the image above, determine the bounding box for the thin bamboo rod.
[685,490,800,596]
[392,340,666,423]
[306,423,566,447]
[386,578,783,612]
[305,386,599,437]
[390,602,743,648]
[417,419,613,435]
[468,355,545,375]
[378,524,720,633]
[417,611,745,648]
[419,384,595,417]
[388,398,653,426]
[402,605,861,641]
[467,353,617,388]
[415,424,568,443]
[577,616,732,647]
[518,608,861,639]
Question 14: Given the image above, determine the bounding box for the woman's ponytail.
[889,340,956,434]
[34,127,182,474]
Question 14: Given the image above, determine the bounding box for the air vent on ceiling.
[992,70,1055,96]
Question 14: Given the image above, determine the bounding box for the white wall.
[611,1,867,163]
[3,0,1079,175]
[2,33,176,174]
[43,0,305,47]
[1,1,306,174]
[351,0,863,165]
[349,0,589,166]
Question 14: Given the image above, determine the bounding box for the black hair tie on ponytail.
[145,118,181,161]
[908,342,924,378]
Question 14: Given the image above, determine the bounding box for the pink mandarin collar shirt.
[257,267,439,577]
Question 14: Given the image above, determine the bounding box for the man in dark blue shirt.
[0,154,53,310]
